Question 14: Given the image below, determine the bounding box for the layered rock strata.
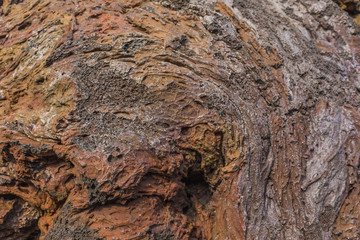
[0,0,359,239]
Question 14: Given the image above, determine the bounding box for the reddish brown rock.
[0,0,359,239]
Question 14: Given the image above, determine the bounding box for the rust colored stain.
[0,0,360,239]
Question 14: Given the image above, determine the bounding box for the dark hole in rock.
[89,13,102,19]
[180,126,191,135]
[107,154,124,163]
[19,182,29,187]
[18,21,31,31]
[27,228,41,240]
[0,194,17,200]
[346,2,359,15]
[182,168,212,216]
[10,0,23,4]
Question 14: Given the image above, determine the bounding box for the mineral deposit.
[0,0,359,239]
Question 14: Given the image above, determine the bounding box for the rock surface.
[0,0,359,239]
[334,0,360,23]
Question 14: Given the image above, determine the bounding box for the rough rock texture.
[0,0,359,239]
[334,0,360,23]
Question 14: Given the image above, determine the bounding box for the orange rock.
[0,0,359,239]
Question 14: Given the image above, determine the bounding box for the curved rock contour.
[0,0,359,239]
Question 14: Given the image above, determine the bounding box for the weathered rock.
[334,0,360,23]
[0,0,359,239]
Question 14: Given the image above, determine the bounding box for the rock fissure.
[0,0,359,239]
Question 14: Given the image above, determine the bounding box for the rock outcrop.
[334,0,360,23]
[0,0,359,239]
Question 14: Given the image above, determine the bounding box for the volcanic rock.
[0,0,359,239]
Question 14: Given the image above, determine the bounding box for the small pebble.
[0,90,6,100]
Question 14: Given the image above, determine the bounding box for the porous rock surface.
[0,0,359,239]
[334,0,360,23]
